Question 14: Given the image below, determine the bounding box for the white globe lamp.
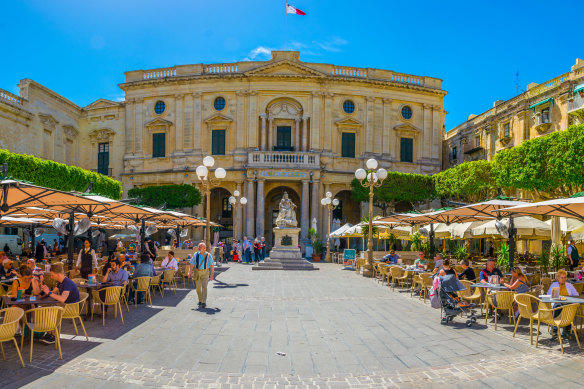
[240,197,248,205]
[203,156,215,167]
[377,168,388,181]
[196,165,208,179]
[355,168,367,181]
[214,167,226,179]
[234,190,240,197]
[366,158,378,170]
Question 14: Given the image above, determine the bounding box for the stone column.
[268,118,274,151]
[260,114,267,151]
[295,118,300,152]
[246,178,255,238]
[235,182,243,239]
[324,184,331,240]
[432,105,442,159]
[422,104,432,159]
[256,179,265,238]
[301,180,310,242]
[310,179,320,233]
[302,116,309,151]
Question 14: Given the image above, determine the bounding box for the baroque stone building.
[0,51,446,248]
[444,58,584,169]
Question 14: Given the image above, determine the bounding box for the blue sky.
[3,0,583,129]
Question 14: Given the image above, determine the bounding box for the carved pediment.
[62,124,79,138]
[204,113,233,123]
[38,113,58,130]
[245,60,326,78]
[267,101,302,119]
[335,117,363,127]
[393,123,422,137]
[145,117,173,128]
[89,128,116,141]
[84,98,122,110]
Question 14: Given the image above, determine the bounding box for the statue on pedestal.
[275,192,297,228]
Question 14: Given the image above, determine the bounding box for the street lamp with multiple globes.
[228,190,247,242]
[320,191,339,263]
[196,156,226,250]
[354,158,387,277]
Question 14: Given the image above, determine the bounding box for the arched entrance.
[209,187,233,241]
[264,186,300,248]
[333,190,361,225]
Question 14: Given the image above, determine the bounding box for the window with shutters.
[452,146,457,160]
[341,132,355,158]
[400,137,413,163]
[212,130,226,155]
[97,142,109,175]
[152,133,166,158]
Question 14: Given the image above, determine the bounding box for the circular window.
[214,97,226,111]
[401,106,413,120]
[343,100,355,114]
[154,101,165,115]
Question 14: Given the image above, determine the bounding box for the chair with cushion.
[60,292,89,341]
[91,286,124,327]
[160,270,177,295]
[485,291,515,330]
[0,307,25,367]
[21,306,63,362]
[130,277,152,307]
[513,293,541,344]
[459,280,483,315]
[536,303,581,353]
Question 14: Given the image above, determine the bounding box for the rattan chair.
[418,273,433,302]
[513,293,541,344]
[160,270,177,295]
[541,277,552,292]
[178,262,194,288]
[0,307,25,367]
[459,280,483,315]
[60,292,89,341]
[389,267,404,291]
[573,283,584,296]
[378,265,391,285]
[120,283,130,312]
[536,303,581,353]
[150,275,163,297]
[131,277,152,307]
[91,286,124,327]
[21,306,64,362]
[531,273,541,286]
[485,291,516,330]
[410,274,421,297]
[68,269,81,279]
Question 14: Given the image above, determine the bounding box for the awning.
[574,84,584,94]
[529,97,554,110]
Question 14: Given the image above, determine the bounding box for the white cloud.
[241,37,348,61]
[312,37,348,52]
[242,46,274,61]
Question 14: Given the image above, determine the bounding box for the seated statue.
[275,192,298,228]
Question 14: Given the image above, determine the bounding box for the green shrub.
[128,184,202,209]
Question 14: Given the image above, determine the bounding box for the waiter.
[567,240,580,272]
[76,239,98,279]
[188,242,214,309]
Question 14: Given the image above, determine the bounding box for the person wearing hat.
[76,239,98,279]
[188,242,214,309]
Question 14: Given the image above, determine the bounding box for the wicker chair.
[410,274,421,297]
[131,277,152,307]
[378,265,391,286]
[389,267,404,291]
[536,303,581,353]
[419,273,433,302]
[453,265,463,274]
[573,283,584,296]
[60,292,89,341]
[397,270,413,289]
[68,269,81,279]
[91,286,124,327]
[485,291,516,330]
[150,275,163,297]
[21,306,64,362]
[120,283,130,312]
[513,293,541,344]
[0,307,25,367]
[541,277,552,293]
[459,280,483,315]
[160,270,177,295]
[531,273,541,286]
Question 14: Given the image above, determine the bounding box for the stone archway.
[333,190,361,225]
[209,187,233,240]
[263,186,301,249]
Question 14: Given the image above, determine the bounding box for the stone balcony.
[247,151,320,169]
[568,94,584,120]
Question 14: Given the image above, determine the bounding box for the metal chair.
[91,286,124,327]
[21,306,64,362]
[131,277,153,307]
[61,292,89,341]
[0,307,25,367]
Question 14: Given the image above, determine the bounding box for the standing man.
[260,237,266,261]
[242,236,251,264]
[567,240,580,272]
[188,242,214,309]
[145,237,157,261]
[76,239,98,279]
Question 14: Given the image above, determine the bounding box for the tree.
[128,184,202,209]
[350,172,435,215]
[433,160,497,202]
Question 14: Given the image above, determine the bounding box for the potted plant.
[308,228,322,262]
[537,250,550,274]
[410,232,422,252]
[452,242,468,262]
[550,244,567,272]
[496,242,510,272]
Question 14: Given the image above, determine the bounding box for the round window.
[154,101,165,115]
[401,106,413,120]
[343,100,355,114]
[214,97,226,111]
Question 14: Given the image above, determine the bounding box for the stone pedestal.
[253,227,318,271]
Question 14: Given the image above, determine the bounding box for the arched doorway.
[333,190,361,225]
[209,187,233,241]
[263,186,300,248]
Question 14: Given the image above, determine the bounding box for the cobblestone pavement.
[2,263,584,388]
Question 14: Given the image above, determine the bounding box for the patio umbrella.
[544,217,584,241]
[330,223,353,238]
[449,221,489,239]
[471,216,551,239]
[495,197,584,220]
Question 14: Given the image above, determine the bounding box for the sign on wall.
[259,171,307,179]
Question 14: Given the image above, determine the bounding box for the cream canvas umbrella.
[544,217,584,241]
[495,197,584,220]
[449,221,489,239]
[330,223,353,238]
[471,216,551,239]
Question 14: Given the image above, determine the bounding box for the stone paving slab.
[2,263,584,387]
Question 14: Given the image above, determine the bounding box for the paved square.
[2,263,584,388]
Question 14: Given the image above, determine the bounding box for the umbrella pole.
[31,226,36,256]
[67,212,75,266]
[509,216,516,268]
[177,227,181,246]
[430,223,436,257]
[140,219,146,254]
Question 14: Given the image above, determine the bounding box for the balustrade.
[143,67,177,80]
[0,89,24,105]
[248,151,319,168]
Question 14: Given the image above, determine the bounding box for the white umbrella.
[544,217,584,241]
[449,221,490,239]
[420,223,450,238]
[472,216,551,239]
[330,223,353,238]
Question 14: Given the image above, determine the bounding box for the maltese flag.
[286,3,306,15]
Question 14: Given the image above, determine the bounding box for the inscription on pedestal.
[281,235,292,246]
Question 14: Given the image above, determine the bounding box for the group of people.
[231,236,266,263]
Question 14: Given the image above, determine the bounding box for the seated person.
[11,265,41,297]
[413,252,428,269]
[431,253,444,274]
[547,269,579,339]
[130,254,157,304]
[119,254,134,273]
[0,258,18,278]
[161,251,179,270]
[128,241,136,252]
[458,259,476,282]
[479,259,503,284]
[504,267,529,293]
[102,259,129,287]
[439,259,456,277]
[380,250,400,264]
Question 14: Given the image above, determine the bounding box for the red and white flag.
[286,3,306,15]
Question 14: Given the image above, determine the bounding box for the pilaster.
[301,180,310,242]
[256,179,265,238]
[365,96,375,154]
[174,94,184,153]
[310,179,320,234]
[193,92,202,153]
[135,97,144,154]
[302,116,309,152]
[246,178,255,237]
[311,92,321,150]
[260,114,267,151]
[323,92,333,151]
[125,98,134,154]
[382,98,392,156]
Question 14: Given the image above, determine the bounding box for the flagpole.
[284,2,287,50]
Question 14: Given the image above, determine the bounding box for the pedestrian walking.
[188,242,214,309]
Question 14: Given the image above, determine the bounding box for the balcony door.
[275,126,292,151]
[97,142,109,175]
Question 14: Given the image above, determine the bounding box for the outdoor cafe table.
[2,295,59,307]
[76,281,114,318]
[539,295,584,305]
[470,283,509,291]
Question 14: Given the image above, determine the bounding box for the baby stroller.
[439,274,477,327]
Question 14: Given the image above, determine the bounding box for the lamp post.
[196,156,226,250]
[228,190,247,242]
[321,192,339,263]
[355,158,388,277]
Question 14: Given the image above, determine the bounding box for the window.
[154,101,166,115]
[503,122,510,137]
[152,133,166,158]
[400,137,413,163]
[275,126,292,150]
[401,106,413,120]
[212,130,226,155]
[97,142,109,175]
[341,132,355,158]
[343,100,355,114]
[542,108,550,123]
[332,200,343,221]
[214,97,226,111]
[222,197,232,218]
[475,136,480,147]
[452,147,457,160]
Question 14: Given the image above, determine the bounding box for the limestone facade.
[1,51,446,248]
[444,58,584,169]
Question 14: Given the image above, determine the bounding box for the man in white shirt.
[161,251,179,270]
